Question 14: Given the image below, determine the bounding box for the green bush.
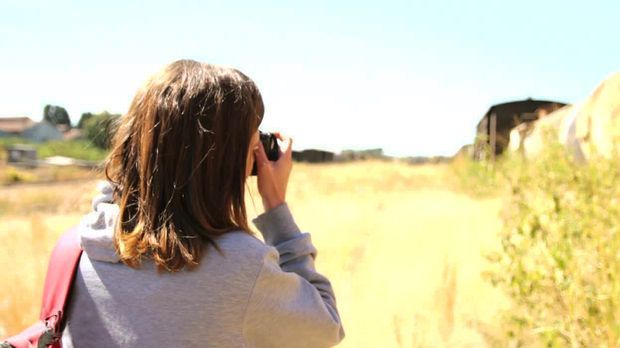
[449,139,521,198]
[83,112,120,149]
[485,144,620,346]
[449,155,503,197]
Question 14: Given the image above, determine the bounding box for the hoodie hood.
[79,181,121,263]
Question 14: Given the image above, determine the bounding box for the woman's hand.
[253,133,293,211]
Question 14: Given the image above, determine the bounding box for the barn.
[507,71,620,162]
[473,98,566,160]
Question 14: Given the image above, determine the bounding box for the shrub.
[2,167,35,184]
[449,155,503,197]
[486,144,620,346]
[83,112,120,149]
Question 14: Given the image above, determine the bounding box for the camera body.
[251,132,280,176]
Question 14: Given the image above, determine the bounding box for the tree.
[77,112,94,129]
[43,104,71,127]
[83,112,120,149]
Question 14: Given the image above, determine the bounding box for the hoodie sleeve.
[243,203,345,347]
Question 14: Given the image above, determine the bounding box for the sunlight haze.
[1,0,619,156]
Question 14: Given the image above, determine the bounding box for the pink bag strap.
[39,227,83,340]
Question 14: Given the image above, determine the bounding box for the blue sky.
[1,0,619,156]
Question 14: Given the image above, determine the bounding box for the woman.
[62,60,345,347]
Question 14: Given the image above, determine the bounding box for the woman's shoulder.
[191,231,275,283]
[213,230,274,261]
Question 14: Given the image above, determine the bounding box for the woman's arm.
[243,203,345,347]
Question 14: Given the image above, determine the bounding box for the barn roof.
[477,98,565,125]
[486,98,567,113]
[0,116,35,133]
[473,98,568,160]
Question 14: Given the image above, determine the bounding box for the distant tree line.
[42,104,120,149]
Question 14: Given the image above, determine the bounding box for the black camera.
[251,131,280,176]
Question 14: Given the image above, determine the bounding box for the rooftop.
[0,117,35,133]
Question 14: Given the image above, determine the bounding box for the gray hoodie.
[61,182,344,347]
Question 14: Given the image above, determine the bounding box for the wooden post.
[490,113,497,161]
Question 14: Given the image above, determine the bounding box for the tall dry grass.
[0,180,97,337]
[0,161,506,346]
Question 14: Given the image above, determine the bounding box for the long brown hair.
[105,60,264,271]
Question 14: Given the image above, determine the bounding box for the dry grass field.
[0,161,507,347]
